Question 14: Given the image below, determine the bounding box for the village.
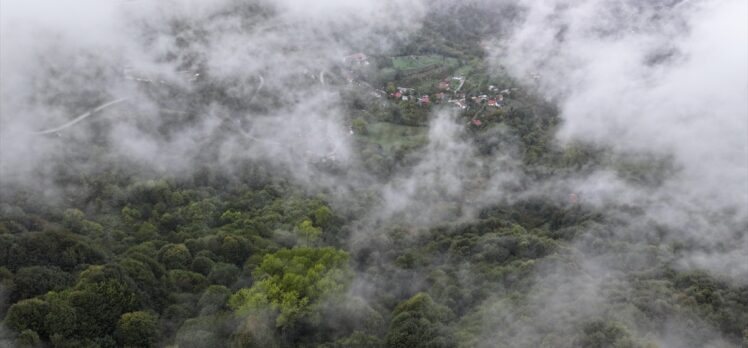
[387,80,514,127]
[340,52,518,129]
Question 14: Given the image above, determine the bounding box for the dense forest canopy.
[0,0,746,347]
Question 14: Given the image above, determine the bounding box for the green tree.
[313,205,334,228]
[62,209,103,237]
[4,298,49,335]
[330,331,382,348]
[230,312,279,348]
[229,247,352,327]
[167,270,208,293]
[158,244,192,270]
[191,256,216,276]
[576,320,638,348]
[16,329,41,348]
[296,220,322,246]
[385,293,455,348]
[134,222,159,243]
[386,82,396,94]
[352,118,369,135]
[208,262,240,287]
[197,285,231,316]
[115,311,159,348]
[13,266,73,301]
[121,205,142,227]
[43,293,78,339]
[68,265,141,339]
[219,235,248,265]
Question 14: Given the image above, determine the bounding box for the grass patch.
[455,65,473,76]
[360,122,428,154]
[392,55,459,73]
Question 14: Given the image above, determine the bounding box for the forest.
[0,0,746,347]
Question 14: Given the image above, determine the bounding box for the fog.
[0,0,745,347]
[491,0,747,280]
[0,0,422,189]
[469,0,747,346]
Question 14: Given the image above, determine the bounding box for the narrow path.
[455,78,465,92]
[247,75,264,104]
[32,98,130,135]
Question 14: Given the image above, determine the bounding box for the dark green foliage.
[167,269,208,293]
[5,298,49,334]
[208,262,240,287]
[198,285,231,316]
[115,311,160,348]
[191,255,216,276]
[175,314,235,348]
[324,331,383,348]
[385,293,455,348]
[159,244,192,270]
[68,266,141,339]
[17,329,41,348]
[576,320,638,348]
[1,231,106,272]
[43,294,78,339]
[12,266,74,301]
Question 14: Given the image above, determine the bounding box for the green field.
[454,65,473,76]
[392,55,459,73]
[361,121,428,154]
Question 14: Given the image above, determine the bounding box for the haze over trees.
[0,0,746,347]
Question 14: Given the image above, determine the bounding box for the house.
[391,90,403,99]
[487,99,497,107]
[344,53,369,65]
[569,193,579,204]
[471,119,482,126]
[397,87,415,95]
[418,95,430,105]
[451,99,467,110]
[438,80,450,90]
[342,71,354,83]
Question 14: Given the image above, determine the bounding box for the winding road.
[32,98,130,135]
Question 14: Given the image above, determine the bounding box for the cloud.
[1,0,745,345]
[459,0,748,346]
[492,0,747,281]
[0,0,424,194]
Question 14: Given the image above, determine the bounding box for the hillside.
[0,1,746,347]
